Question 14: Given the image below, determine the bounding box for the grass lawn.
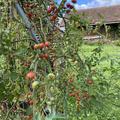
[81,44,120,67]
[81,44,120,84]
[81,44,120,58]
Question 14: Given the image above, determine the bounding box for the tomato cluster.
[23,2,38,9]
[33,41,50,49]
[67,78,81,109]
[67,75,93,111]
[47,2,58,21]
[14,0,78,119]
[23,2,38,19]
[47,0,77,21]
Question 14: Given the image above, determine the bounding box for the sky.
[56,0,120,9]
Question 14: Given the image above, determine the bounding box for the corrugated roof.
[77,5,120,25]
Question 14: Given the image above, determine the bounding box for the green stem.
[5,97,19,120]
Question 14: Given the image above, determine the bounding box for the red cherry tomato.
[47,7,52,14]
[39,54,49,60]
[33,44,39,49]
[27,13,33,19]
[44,54,49,60]
[45,41,50,47]
[69,4,74,9]
[39,43,45,49]
[26,71,36,80]
[50,15,57,21]
[28,100,33,106]
[66,3,71,8]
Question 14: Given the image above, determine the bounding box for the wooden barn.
[60,5,120,40]
[77,5,120,39]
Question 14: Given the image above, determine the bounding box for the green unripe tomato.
[32,81,39,89]
[47,73,56,80]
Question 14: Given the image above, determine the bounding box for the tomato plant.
[0,0,120,120]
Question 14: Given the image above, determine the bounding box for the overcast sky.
[56,0,120,9]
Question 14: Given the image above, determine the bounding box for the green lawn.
[81,44,120,84]
[81,44,120,57]
[81,44,120,67]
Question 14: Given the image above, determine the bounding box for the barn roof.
[77,5,120,25]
